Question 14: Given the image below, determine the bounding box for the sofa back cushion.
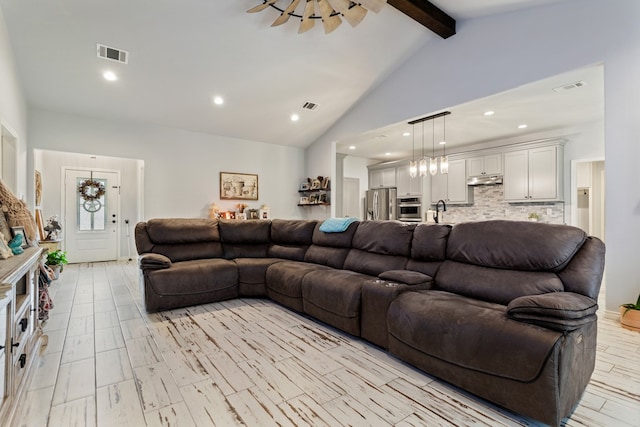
[406,224,451,277]
[446,220,587,272]
[304,221,359,269]
[343,221,415,276]
[219,220,271,258]
[268,219,317,261]
[135,218,223,262]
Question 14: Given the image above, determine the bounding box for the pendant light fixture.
[409,123,417,178]
[419,122,427,177]
[440,114,449,174]
[429,119,438,176]
[407,111,451,177]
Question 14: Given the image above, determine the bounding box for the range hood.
[467,175,503,186]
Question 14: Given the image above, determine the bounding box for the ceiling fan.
[247,0,387,34]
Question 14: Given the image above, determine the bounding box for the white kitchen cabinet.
[504,145,562,201]
[431,159,473,204]
[369,167,396,189]
[468,154,502,176]
[396,165,423,195]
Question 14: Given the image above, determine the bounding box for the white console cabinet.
[0,247,44,425]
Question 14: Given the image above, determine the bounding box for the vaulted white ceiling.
[0,0,572,148]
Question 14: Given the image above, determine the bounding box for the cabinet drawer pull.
[20,318,28,332]
[19,353,27,368]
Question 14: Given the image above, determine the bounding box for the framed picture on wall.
[220,172,258,200]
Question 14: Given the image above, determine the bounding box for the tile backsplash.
[437,184,565,224]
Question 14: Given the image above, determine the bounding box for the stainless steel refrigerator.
[365,187,397,220]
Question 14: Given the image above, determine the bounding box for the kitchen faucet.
[434,199,447,223]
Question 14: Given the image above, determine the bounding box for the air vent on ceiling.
[97,44,128,64]
[302,102,319,111]
[553,80,586,92]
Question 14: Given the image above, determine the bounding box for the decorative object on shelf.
[620,292,640,331]
[0,179,37,241]
[440,114,449,174]
[35,170,42,206]
[11,225,29,249]
[44,215,62,241]
[0,210,11,243]
[310,178,322,190]
[236,203,248,213]
[45,249,68,280]
[300,182,310,191]
[322,177,331,189]
[209,203,220,219]
[260,205,270,219]
[247,209,260,220]
[299,196,309,205]
[8,234,24,255]
[220,172,258,200]
[247,0,386,35]
[0,232,12,259]
[35,208,46,241]
[407,111,452,178]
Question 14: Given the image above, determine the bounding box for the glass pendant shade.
[440,155,449,174]
[429,157,438,176]
[409,160,417,178]
[419,158,428,177]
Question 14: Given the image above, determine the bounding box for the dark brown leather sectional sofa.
[135,218,605,426]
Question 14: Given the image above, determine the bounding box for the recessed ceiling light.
[402,132,411,137]
[213,96,224,105]
[103,71,117,81]
[349,146,356,150]
[518,124,528,129]
[439,141,446,145]
[385,152,391,156]
[484,111,495,116]
[291,114,300,122]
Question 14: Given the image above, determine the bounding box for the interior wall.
[306,0,639,313]
[343,155,376,219]
[0,6,27,198]
[34,149,142,259]
[27,108,306,221]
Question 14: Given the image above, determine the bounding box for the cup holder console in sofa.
[135,218,605,426]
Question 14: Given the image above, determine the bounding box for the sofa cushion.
[219,220,271,258]
[507,292,598,331]
[235,258,283,297]
[447,220,587,272]
[378,270,432,285]
[304,221,359,269]
[350,220,416,257]
[144,258,237,296]
[435,260,564,305]
[265,260,330,311]
[343,250,408,277]
[137,219,224,262]
[388,290,562,382]
[268,219,317,261]
[301,269,374,336]
[411,224,451,261]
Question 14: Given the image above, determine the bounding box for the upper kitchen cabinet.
[504,145,563,202]
[369,167,396,189]
[431,159,473,204]
[468,154,502,177]
[396,164,423,195]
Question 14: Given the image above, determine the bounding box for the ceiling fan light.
[440,155,449,174]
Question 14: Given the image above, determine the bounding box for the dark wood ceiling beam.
[388,0,456,39]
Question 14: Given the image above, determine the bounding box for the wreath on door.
[78,179,106,202]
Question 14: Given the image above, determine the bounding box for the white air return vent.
[97,44,128,64]
[553,80,586,92]
[302,102,319,111]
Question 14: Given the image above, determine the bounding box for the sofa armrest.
[378,270,433,286]
[139,253,172,271]
[507,292,598,331]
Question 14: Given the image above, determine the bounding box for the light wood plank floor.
[11,262,640,426]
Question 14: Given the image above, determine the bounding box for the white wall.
[0,6,27,198]
[343,155,377,218]
[28,108,306,221]
[307,0,640,313]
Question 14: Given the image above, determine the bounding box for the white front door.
[64,169,119,263]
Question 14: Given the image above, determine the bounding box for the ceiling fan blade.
[272,0,302,26]
[316,0,342,34]
[359,0,386,13]
[326,0,367,27]
[298,0,316,33]
[247,0,278,13]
